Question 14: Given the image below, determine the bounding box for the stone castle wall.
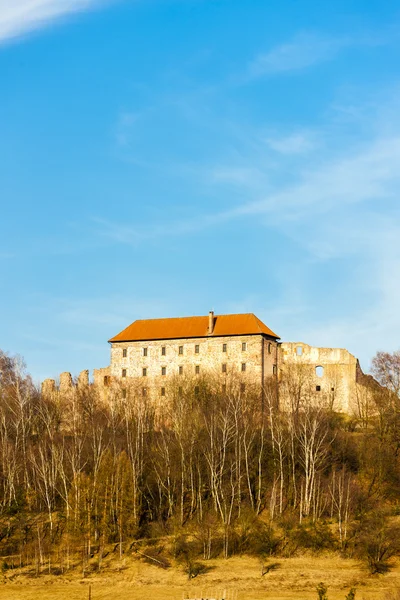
[279,342,370,414]
[110,334,279,397]
[41,338,373,417]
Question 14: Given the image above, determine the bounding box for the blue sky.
[1,0,400,382]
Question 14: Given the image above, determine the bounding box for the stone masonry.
[41,311,373,417]
[110,333,279,397]
[280,342,370,414]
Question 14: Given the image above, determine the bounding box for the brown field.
[0,555,399,600]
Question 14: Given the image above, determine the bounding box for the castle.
[42,311,372,416]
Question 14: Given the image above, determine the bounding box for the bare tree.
[296,407,330,521]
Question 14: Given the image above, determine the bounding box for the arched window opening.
[316,365,324,378]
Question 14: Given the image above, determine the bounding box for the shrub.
[182,559,211,580]
[290,522,337,553]
[316,582,328,600]
[247,520,281,558]
[354,515,400,574]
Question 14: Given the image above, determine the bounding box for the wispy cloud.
[265,131,319,155]
[215,130,400,366]
[229,136,400,223]
[104,126,400,253]
[246,29,388,78]
[114,111,140,147]
[294,235,400,368]
[0,0,113,44]
[248,32,350,77]
[91,211,228,245]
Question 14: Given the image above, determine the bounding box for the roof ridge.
[134,314,206,323]
[134,312,255,323]
[109,312,280,343]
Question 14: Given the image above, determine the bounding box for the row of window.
[121,383,247,398]
[120,341,275,359]
[122,362,249,378]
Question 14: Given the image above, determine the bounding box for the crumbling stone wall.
[77,369,89,388]
[41,369,93,400]
[41,340,371,418]
[59,372,73,394]
[41,378,56,398]
[279,342,370,414]
[93,366,111,387]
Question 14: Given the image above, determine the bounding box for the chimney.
[208,310,214,335]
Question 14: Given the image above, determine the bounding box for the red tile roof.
[109,313,279,343]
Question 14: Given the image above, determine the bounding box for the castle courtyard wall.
[280,342,363,414]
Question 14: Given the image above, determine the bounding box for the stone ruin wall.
[41,342,374,418]
[41,367,111,401]
[279,342,374,416]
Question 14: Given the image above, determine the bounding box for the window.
[268,343,272,354]
[316,385,321,392]
[296,346,303,356]
[161,387,165,397]
[195,344,199,354]
[161,346,166,356]
[273,365,277,375]
[222,343,227,352]
[161,366,166,376]
[103,376,109,386]
[331,387,335,392]
[242,342,247,351]
[122,348,127,358]
[195,365,200,375]
[179,365,183,375]
[179,345,183,355]
[316,366,324,378]
[222,384,226,395]
[122,389,126,399]
[143,347,148,357]
[241,363,246,372]
[142,368,147,377]
[194,386,199,395]
[240,383,246,393]
[178,386,183,396]
[122,369,127,378]
[222,363,227,373]
[142,387,147,397]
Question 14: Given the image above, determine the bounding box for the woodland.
[0,349,400,580]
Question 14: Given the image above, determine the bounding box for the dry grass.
[0,554,399,600]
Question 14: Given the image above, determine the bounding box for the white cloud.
[265,131,318,155]
[225,134,400,369]
[246,29,388,78]
[92,209,228,246]
[106,79,400,371]
[115,111,140,147]
[211,166,265,186]
[0,0,112,43]
[229,136,400,222]
[295,246,400,371]
[248,32,349,77]
[167,92,400,368]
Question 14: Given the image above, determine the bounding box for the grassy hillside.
[0,554,399,600]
